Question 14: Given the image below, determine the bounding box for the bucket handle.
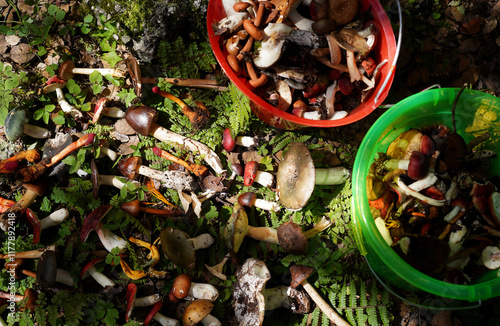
[374,0,403,104]
[365,256,483,311]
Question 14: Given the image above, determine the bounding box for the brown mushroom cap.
[58,60,75,80]
[277,222,308,255]
[125,106,158,136]
[290,265,314,288]
[328,0,358,26]
[183,299,214,326]
[90,158,100,199]
[160,227,196,271]
[172,273,192,299]
[80,205,113,242]
[118,156,142,180]
[276,143,316,210]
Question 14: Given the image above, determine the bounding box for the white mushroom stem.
[98,145,119,161]
[408,173,438,192]
[87,265,116,287]
[23,124,51,139]
[395,176,446,206]
[95,225,128,253]
[185,283,219,301]
[303,111,322,120]
[188,233,215,250]
[443,205,464,223]
[154,313,180,326]
[247,226,278,244]
[254,198,281,212]
[55,268,75,287]
[134,294,162,307]
[255,170,274,187]
[301,280,350,326]
[288,8,314,32]
[315,167,350,185]
[98,175,140,190]
[325,82,337,119]
[55,88,83,119]
[71,67,125,78]
[102,106,125,118]
[346,50,362,82]
[384,159,409,171]
[235,136,256,147]
[149,125,224,175]
[135,166,194,190]
[40,208,69,230]
[445,179,459,203]
[200,314,221,326]
[328,111,348,120]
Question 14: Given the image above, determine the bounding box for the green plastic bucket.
[352,88,500,303]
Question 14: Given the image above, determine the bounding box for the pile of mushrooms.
[214,0,387,120]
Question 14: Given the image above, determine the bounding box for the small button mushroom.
[171,273,219,301]
[80,258,115,288]
[125,106,224,174]
[183,299,221,326]
[91,158,140,200]
[290,265,350,326]
[276,142,350,210]
[4,106,51,141]
[160,227,214,271]
[58,60,125,81]
[244,161,274,187]
[125,283,161,323]
[238,192,281,212]
[482,246,500,270]
[80,205,127,253]
[118,156,196,192]
[144,301,180,326]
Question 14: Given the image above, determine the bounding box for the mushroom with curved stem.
[92,97,125,124]
[80,258,116,288]
[152,147,209,178]
[290,265,350,326]
[25,207,69,244]
[4,106,51,141]
[0,181,47,231]
[238,192,281,212]
[244,161,274,187]
[118,156,196,192]
[205,254,230,281]
[144,301,180,326]
[125,283,162,323]
[183,299,221,326]
[80,205,128,253]
[15,133,96,184]
[91,158,139,199]
[276,142,350,210]
[125,105,224,175]
[58,60,126,80]
[160,227,214,271]
[42,83,83,119]
[222,128,257,152]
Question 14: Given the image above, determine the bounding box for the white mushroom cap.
[482,246,500,270]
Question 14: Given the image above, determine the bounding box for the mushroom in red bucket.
[290,265,350,326]
[276,142,350,210]
[160,227,214,271]
[183,299,221,326]
[80,258,115,288]
[58,60,126,80]
[118,156,196,191]
[125,105,224,174]
[4,106,51,141]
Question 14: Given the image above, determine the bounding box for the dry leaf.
[10,43,35,64]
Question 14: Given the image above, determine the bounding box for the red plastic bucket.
[207,0,398,130]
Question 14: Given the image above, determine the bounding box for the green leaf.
[55,9,66,22]
[102,51,121,68]
[66,79,81,95]
[47,4,58,16]
[5,77,20,89]
[33,108,45,120]
[92,84,102,95]
[84,14,94,23]
[89,71,103,84]
[62,156,77,166]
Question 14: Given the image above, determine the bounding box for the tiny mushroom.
[222,128,257,152]
[80,257,115,288]
[118,156,196,191]
[183,299,221,326]
[144,301,180,326]
[80,205,128,253]
[125,283,162,323]
[171,273,219,302]
[160,227,215,271]
[4,106,50,141]
[25,208,69,244]
[244,161,274,187]
[290,265,350,326]
[125,105,224,174]
[58,60,126,80]
[276,142,350,210]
